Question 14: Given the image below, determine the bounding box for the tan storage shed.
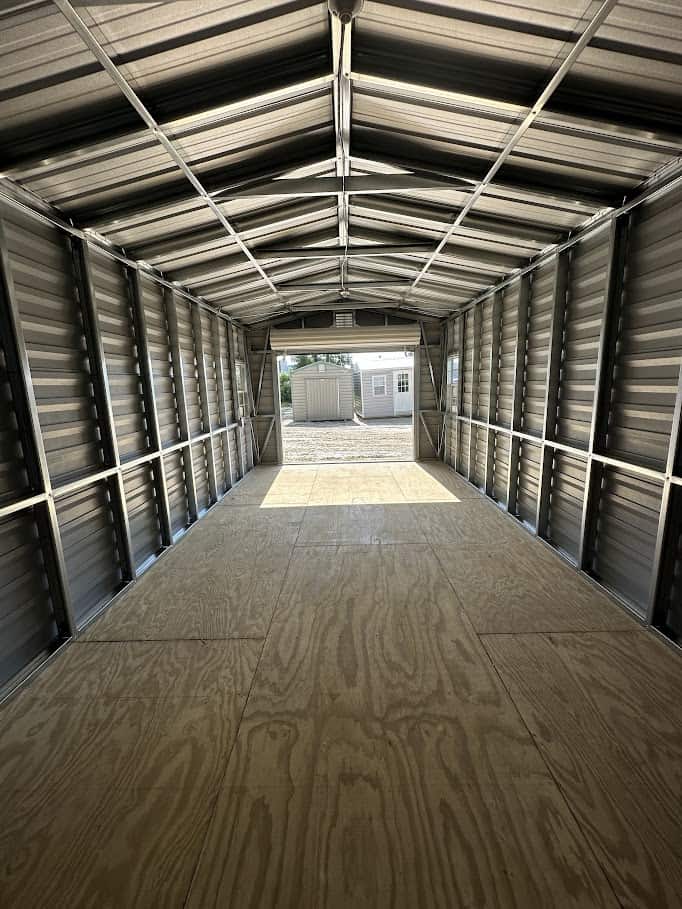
[290,362,354,422]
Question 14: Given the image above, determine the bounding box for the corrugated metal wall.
[416,321,444,460]
[445,179,682,646]
[0,202,251,694]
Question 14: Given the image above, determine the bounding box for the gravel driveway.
[281,406,413,463]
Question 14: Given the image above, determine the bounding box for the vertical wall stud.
[468,306,481,483]
[485,290,502,497]
[129,268,173,546]
[72,237,136,582]
[226,322,246,478]
[271,353,284,465]
[647,361,682,622]
[0,216,77,637]
[166,290,198,522]
[413,347,421,460]
[537,251,569,536]
[507,273,531,513]
[191,305,219,502]
[213,317,234,488]
[454,315,465,473]
[578,214,629,568]
[243,339,260,465]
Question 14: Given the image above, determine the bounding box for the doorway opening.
[277,351,414,464]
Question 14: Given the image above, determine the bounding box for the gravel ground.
[281,406,413,463]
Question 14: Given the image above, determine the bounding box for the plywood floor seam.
[1,462,679,908]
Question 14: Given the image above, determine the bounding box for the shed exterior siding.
[355,365,413,418]
[290,363,353,421]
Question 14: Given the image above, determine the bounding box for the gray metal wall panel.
[476,298,493,422]
[163,450,190,536]
[496,281,519,428]
[89,249,149,462]
[192,440,210,513]
[212,435,227,493]
[547,451,587,562]
[655,488,682,641]
[522,260,555,438]
[458,421,470,477]
[462,310,474,418]
[199,310,220,429]
[176,298,204,437]
[447,177,682,645]
[492,431,510,505]
[472,426,487,490]
[556,227,610,449]
[0,337,29,506]
[139,275,180,449]
[516,440,541,528]
[122,463,161,570]
[3,207,102,484]
[55,481,122,626]
[218,320,235,420]
[590,468,663,617]
[0,509,58,689]
[608,187,682,470]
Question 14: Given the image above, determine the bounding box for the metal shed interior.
[1,1,681,905]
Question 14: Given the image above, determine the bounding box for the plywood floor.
[1,462,680,908]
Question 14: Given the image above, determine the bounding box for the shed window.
[446,355,459,413]
[372,375,386,396]
[235,362,248,418]
[396,371,409,393]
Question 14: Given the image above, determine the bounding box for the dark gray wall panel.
[556,227,610,449]
[213,435,227,495]
[655,487,682,642]
[139,275,180,449]
[472,426,487,490]
[608,187,682,470]
[590,468,663,617]
[522,260,554,438]
[461,309,474,418]
[0,337,29,507]
[496,281,519,428]
[89,249,149,462]
[163,450,190,536]
[492,430,510,505]
[476,298,493,422]
[199,310,220,430]
[176,298,204,437]
[4,207,102,484]
[122,464,161,570]
[516,440,541,528]
[458,421,470,477]
[0,509,57,689]
[192,440,210,513]
[547,451,587,562]
[55,481,122,626]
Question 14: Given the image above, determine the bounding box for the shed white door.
[306,377,340,420]
[393,369,411,414]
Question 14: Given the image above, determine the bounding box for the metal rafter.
[402,0,619,307]
[331,13,352,292]
[52,0,286,311]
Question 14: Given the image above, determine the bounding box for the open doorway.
[277,351,414,464]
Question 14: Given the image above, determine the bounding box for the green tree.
[292,353,351,369]
[279,371,292,404]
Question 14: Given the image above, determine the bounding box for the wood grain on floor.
[1,463,678,908]
[482,630,682,909]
